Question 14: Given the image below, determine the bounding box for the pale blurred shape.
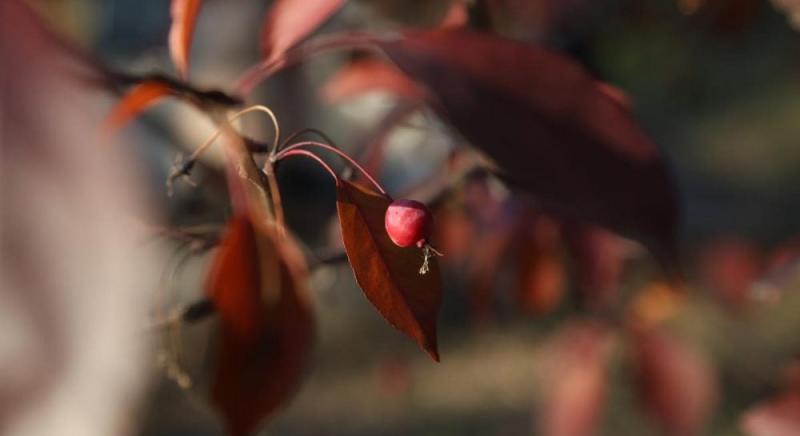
[1,2,159,435]
[773,0,800,29]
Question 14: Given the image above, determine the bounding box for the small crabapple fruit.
[385,199,433,248]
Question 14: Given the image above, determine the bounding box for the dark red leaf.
[741,393,800,436]
[260,0,346,61]
[336,180,442,361]
[538,321,611,436]
[376,30,680,273]
[103,81,172,133]
[169,0,203,80]
[632,328,717,436]
[206,216,314,436]
[322,57,425,104]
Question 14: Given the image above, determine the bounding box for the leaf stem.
[274,128,339,155]
[273,141,386,194]
[262,160,287,236]
[185,105,280,164]
[277,150,340,183]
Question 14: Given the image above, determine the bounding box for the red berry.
[385,199,433,248]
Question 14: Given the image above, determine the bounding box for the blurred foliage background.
[35,0,800,435]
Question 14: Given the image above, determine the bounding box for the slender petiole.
[274,128,339,155]
[188,104,281,163]
[273,141,386,194]
[277,150,340,183]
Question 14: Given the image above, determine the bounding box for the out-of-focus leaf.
[1,2,159,435]
[322,57,425,104]
[452,176,515,324]
[169,0,203,80]
[741,393,800,436]
[766,236,800,273]
[700,237,762,307]
[629,282,685,328]
[754,236,800,302]
[515,214,565,315]
[261,0,346,61]
[563,224,625,310]
[376,29,680,274]
[103,81,172,133]
[538,321,611,436]
[374,355,413,397]
[466,223,514,323]
[206,216,314,436]
[433,204,475,266]
[439,0,469,28]
[336,180,442,361]
[632,328,717,436]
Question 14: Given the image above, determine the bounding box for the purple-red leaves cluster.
[336,180,442,361]
[205,216,313,436]
[375,29,680,270]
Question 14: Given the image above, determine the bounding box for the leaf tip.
[426,345,440,362]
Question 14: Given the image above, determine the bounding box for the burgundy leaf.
[169,0,203,80]
[336,180,442,361]
[260,0,346,61]
[375,29,680,273]
[206,216,314,436]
